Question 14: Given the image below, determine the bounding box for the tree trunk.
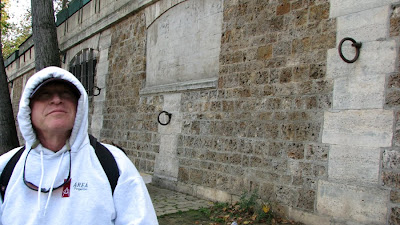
[0,0,20,154]
[31,0,60,71]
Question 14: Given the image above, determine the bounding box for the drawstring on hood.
[28,142,71,216]
[37,149,43,210]
[17,67,89,216]
[43,149,67,216]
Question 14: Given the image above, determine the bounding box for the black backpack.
[0,135,120,201]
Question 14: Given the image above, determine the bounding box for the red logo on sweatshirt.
[62,179,71,198]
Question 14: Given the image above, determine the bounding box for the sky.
[8,0,31,25]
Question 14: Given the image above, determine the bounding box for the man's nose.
[50,93,63,103]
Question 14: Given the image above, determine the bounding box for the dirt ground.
[158,209,214,224]
[157,209,305,225]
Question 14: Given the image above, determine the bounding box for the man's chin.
[47,121,74,132]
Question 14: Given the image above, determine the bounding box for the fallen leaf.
[262,205,270,213]
[223,215,230,221]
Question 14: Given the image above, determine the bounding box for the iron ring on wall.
[338,37,362,63]
[158,111,172,126]
[93,86,102,96]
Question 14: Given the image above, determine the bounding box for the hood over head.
[17,66,89,152]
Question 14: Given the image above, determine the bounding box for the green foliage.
[1,0,31,58]
[1,0,11,34]
[199,191,275,224]
[54,0,72,14]
[2,26,31,58]
[1,0,73,59]
[214,201,229,209]
[198,206,211,217]
[238,191,258,211]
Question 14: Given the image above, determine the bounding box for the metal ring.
[93,86,101,96]
[158,111,172,126]
[338,37,362,63]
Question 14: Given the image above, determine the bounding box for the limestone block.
[145,0,185,27]
[99,30,112,49]
[196,185,232,203]
[90,114,103,133]
[317,180,389,224]
[57,23,66,38]
[140,172,153,184]
[337,6,390,42]
[97,47,110,89]
[154,153,179,179]
[93,101,104,114]
[159,134,178,155]
[327,40,398,79]
[288,207,331,225]
[140,78,218,95]
[158,93,182,134]
[330,0,398,18]
[156,93,182,179]
[332,73,385,109]
[96,63,108,85]
[322,110,394,147]
[146,0,223,88]
[163,93,181,112]
[328,145,380,184]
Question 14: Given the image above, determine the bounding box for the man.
[0,67,158,224]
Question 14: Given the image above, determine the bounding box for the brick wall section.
[177,0,335,213]
[386,5,400,225]
[11,76,24,143]
[103,12,161,174]
[11,70,34,143]
[11,77,24,118]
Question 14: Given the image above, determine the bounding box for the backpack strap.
[89,135,119,195]
[0,146,25,201]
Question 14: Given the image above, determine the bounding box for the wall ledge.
[140,77,218,95]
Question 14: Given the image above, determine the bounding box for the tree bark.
[0,0,20,154]
[31,0,60,71]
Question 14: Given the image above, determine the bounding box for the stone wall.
[386,4,400,224]
[174,0,335,220]
[318,1,399,224]
[103,11,160,172]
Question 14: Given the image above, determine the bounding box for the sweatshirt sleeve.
[0,147,25,225]
[104,144,159,225]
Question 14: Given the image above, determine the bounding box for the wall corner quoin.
[316,180,390,224]
[322,109,394,147]
[329,0,400,18]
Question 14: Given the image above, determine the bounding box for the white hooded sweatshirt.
[0,67,158,225]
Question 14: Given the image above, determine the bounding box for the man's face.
[30,82,78,137]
